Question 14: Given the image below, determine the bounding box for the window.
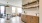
[12,7,16,14]
[17,8,22,13]
[12,7,22,14]
[1,6,5,14]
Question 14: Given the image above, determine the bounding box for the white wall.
[22,8,39,16]
[22,0,37,5]
[39,0,42,23]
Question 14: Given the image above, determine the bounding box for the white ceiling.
[0,0,37,7]
[0,0,22,7]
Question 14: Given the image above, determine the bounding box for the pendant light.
[5,2,9,7]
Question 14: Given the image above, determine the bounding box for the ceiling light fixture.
[5,2,9,7]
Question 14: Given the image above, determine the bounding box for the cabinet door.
[21,15,27,22]
[26,16,31,23]
[32,16,39,23]
[21,15,39,23]
[26,16,39,23]
[30,16,33,23]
